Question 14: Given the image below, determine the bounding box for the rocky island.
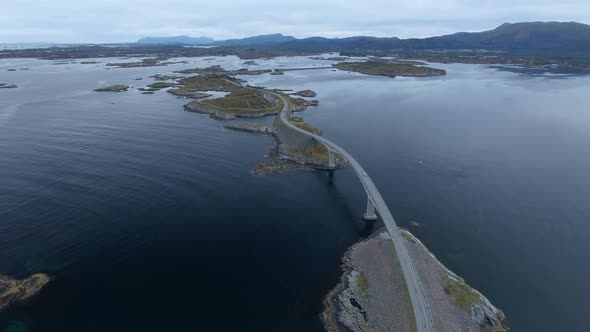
[0,274,51,312]
[335,60,447,77]
[291,89,317,98]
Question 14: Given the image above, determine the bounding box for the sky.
[1,0,589,43]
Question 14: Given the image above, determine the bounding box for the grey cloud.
[0,0,589,43]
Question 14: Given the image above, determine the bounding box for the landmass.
[334,60,447,77]
[0,274,51,312]
[323,230,507,332]
[94,85,129,92]
[221,123,316,175]
[174,74,319,120]
[0,83,18,89]
[2,22,590,73]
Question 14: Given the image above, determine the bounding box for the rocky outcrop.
[289,97,319,111]
[0,274,51,312]
[291,89,317,98]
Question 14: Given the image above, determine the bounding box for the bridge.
[273,93,437,332]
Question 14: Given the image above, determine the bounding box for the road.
[273,93,437,332]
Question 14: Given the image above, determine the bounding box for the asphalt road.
[273,93,437,332]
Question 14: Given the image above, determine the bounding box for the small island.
[94,85,129,92]
[0,274,51,312]
[334,60,446,77]
[147,82,175,89]
[0,83,18,89]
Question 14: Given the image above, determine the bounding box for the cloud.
[0,0,589,43]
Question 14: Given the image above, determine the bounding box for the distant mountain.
[136,36,215,45]
[214,33,296,46]
[404,22,590,53]
[278,22,590,55]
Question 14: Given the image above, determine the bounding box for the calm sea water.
[1,56,589,331]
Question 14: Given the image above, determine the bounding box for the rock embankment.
[0,274,51,312]
[223,123,273,134]
[323,231,507,332]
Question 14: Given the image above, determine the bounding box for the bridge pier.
[328,150,336,169]
[363,196,378,222]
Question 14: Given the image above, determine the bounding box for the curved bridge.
[273,93,436,332]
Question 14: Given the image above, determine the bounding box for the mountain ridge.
[136,22,590,55]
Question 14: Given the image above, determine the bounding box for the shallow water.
[1,56,590,331]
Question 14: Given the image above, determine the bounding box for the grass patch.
[290,118,321,134]
[202,88,280,114]
[177,75,239,92]
[401,230,417,243]
[444,278,481,309]
[356,272,370,297]
[178,76,284,116]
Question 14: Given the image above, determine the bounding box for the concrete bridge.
[273,93,437,332]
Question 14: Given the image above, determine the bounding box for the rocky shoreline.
[323,230,507,332]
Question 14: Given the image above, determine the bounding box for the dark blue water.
[2,57,590,331]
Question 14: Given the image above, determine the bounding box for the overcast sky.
[1,0,589,43]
